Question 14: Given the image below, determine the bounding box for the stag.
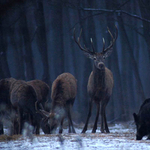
[74,26,118,133]
[36,73,77,134]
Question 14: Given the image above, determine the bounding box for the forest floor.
[0,122,150,150]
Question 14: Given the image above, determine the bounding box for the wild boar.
[133,98,150,140]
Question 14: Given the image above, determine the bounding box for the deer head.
[74,26,118,70]
[35,101,65,133]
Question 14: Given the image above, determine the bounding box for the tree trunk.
[34,0,51,86]
[0,21,11,78]
[138,0,150,60]
[49,1,64,78]
[117,15,145,103]
[9,26,25,79]
[20,2,35,80]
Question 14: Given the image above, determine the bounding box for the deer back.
[0,77,17,107]
[10,80,37,108]
[51,73,77,106]
[27,80,50,103]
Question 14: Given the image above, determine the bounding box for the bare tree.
[19,1,35,80]
[34,0,51,85]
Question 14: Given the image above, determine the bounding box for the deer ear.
[103,48,113,58]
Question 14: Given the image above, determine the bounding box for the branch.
[81,8,150,23]
[140,0,150,9]
[71,11,145,38]
[121,21,144,37]
[121,10,150,23]
[70,12,104,31]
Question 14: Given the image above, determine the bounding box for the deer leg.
[68,121,71,133]
[66,104,76,133]
[100,102,105,133]
[92,102,100,133]
[0,122,4,135]
[66,105,71,133]
[82,99,93,133]
[101,98,110,133]
[18,108,23,134]
[59,117,64,134]
[103,106,109,133]
[103,98,110,133]
[13,110,19,135]
[35,122,40,134]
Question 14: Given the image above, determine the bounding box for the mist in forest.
[0,0,150,123]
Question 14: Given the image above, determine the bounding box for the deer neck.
[93,65,105,88]
[52,98,64,111]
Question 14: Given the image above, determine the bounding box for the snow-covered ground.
[0,123,150,150]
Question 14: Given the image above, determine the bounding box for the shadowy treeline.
[0,0,150,123]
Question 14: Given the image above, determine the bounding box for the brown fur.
[82,64,114,134]
[0,78,17,106]
[10,80,41,134]
[27,80,50,103]
[51,73,77,108]
[88,67,114,99]
[74,26,117,134]
[0,78,17,135]
[39,73,77,134]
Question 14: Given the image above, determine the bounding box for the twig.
[80,8,150,23]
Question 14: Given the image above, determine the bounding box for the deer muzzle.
[98,63,105,70]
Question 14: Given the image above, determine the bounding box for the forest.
[0,0,150,124]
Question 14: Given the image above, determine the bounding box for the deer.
[0,78,50,135]
[0,77,17,135]
[36,72,77,134]
[10,80,42,134]
[74,26,118,133]
[27,79,50,110]
[26,79,50,133]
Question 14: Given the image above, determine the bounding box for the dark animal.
[27,79,50,110]
[36,72,77,134]
[10,80,42,134]
[133,98,150,140]
[0,77,17,135]
[27,79,50,133]
[74,26,118,133]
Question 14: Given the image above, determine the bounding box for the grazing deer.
[10,80,42,134]
[74,26,118,133]
[27,79,50,110]
[0,77,17,135]
[36,73,77,134]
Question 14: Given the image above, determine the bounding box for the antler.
[74,26,118,55]
[102,25,118,53]
[35,101,50,117]
[73,28,95,55]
